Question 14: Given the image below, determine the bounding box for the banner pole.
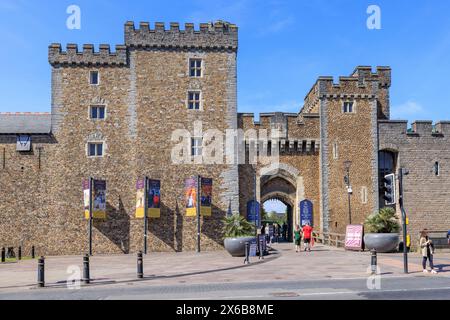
[144,177,149,255]
[197,175,201,253]
[89,177,93,256]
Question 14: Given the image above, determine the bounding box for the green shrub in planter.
[364,207,400,234]
[223,214,256,257]
[364,207,401,252]
[223,214,256,238]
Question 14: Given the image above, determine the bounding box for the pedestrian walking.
[294,225,302,252]
[274,224,279,243]
[264,223,270,245]
[447,230,450,246]
[420,229,437,274]
[302,223,313,252]
[282,222,287,241]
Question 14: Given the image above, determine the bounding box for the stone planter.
[364,233,399,253]
[224,237,256,257]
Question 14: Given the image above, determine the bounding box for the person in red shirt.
[302,223,313,252]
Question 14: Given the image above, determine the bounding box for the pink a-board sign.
[345,225,364,251]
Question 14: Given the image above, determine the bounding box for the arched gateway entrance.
[258,163,305,242]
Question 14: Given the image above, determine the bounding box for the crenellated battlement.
[124,21,238,51]
[302,66,391,114]
[351,66,391,88]
[379,120,450,136]
[49,43,128,66]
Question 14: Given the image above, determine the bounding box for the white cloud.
[390,100,426,120]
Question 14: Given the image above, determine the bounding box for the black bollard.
[1,247,5,263]
[18,246,22,261]
[31,246,35,259]
[37,257,45,288]
[258,235,264,260]
[137,251,144,279]
[244,242,250,265]
[82,254,90,284]
[371,249,377,275]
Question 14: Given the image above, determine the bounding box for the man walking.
[302,223,313,252]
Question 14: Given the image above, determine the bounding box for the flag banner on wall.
[92,180,107,219]
[185,177,198,217]
[300,199,313,227]
[148,179,161,218]
[135,178,145,219]
[246,200,261,228]
[83,179,91,220]
[200,178,212,217]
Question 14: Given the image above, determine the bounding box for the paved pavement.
[1,242,449,299]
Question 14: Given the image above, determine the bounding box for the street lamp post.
[344,161,352,225]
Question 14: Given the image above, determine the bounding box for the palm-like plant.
[223,214,256,238]
[364,207,400,233]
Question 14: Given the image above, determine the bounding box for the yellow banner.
[92,211,107,219]
[201,207,212,217]
[186,207,197,217]
[135,178,145,219]
[149,208,161,218]
[185,177,197,217]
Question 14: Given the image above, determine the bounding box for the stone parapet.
[49,44,128,66]
[124,21,238,51]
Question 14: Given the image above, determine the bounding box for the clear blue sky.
[3,0,449,213]
[1,0,450,123]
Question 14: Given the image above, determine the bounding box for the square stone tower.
[44,21,239,254]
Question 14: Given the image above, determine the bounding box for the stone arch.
[258,162,305,241]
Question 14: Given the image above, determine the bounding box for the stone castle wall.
[319,72,382,234]
[1,18,448,256]
[0,21,239,255]
[379,120,450,248]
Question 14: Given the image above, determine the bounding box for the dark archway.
[260,175,296,242]
[262,198,293,242]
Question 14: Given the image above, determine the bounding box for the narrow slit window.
[90,71,99,85]
[361,187,368,204]
[434,162,440,176]
[343,101,354,113]
[333,142,339,160]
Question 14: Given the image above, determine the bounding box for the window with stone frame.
[191,137,202,157]
[188,91,201,110]
[90,105,106,120]
[88,142,104,157]
[90,71,99,85]
[343,101,355,113]
[189,59,202,77]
